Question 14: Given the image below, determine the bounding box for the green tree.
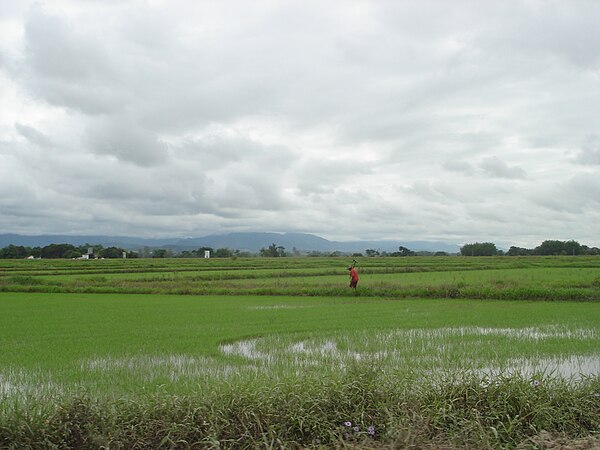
[41,244,80,259]
[0,245,30,259]
[534,240,563,255]
[563,240,582,256]
[460,242,499,256]
[214,248,233,258]
[260,243,285,257]
[534,240,582,256]
[507,246,533,256]
[365,249,379,257]
[77,244,104,257]
[397,246,416,257]
[99,247,127,258]
[152,249,168,258]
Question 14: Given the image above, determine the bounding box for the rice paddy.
[0,256,598,448]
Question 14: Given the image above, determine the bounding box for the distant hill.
[0,232,460,254]
[174,232,333,252]
[0,233,180,249]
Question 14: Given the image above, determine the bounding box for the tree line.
[1,239,598,259]
[0,244,136,259]
[0,243,287,259]
[460,240,600,256]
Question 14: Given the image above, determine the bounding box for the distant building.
[80,248,96,259]
[204,250,211,258]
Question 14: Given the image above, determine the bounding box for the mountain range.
[0,232,461,254]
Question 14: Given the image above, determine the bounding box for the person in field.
[347,264,359,288]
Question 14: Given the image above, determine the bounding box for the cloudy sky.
[1,0,599,248]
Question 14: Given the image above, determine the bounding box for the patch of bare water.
[0,369,64,399]
[81,354,247,381]
[380,326,597,341]
[479,355,600,380]
[218,326,599,380]
[0,374,15,396]
[220,339,274,362]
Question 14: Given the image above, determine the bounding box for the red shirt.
[349,267,358,281]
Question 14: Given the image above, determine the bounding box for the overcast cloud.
[1,0,599,248]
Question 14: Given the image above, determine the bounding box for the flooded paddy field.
[0,256,598,448]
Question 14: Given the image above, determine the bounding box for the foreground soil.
[516,431,600,450]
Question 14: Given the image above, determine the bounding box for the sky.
[1,0,599,248]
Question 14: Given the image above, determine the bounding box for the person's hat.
[347,266,352,270]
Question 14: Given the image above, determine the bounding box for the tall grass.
[1,369,598,449]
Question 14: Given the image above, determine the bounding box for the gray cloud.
[0,0,599,247]
[294,158,374,196]
[531,173,600,214]
[21,8,124,114]
[15,123,52,147]
[442,160,476,175]
[86,116,167,166]
[479,157,526,180]
[577,136,600,165]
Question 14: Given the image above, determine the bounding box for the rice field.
[2,256,600,300]
[0,256,599,449]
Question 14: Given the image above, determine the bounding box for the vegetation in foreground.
[1,370,599,449]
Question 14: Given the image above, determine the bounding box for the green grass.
[0,256,599,448]
[1,292,598,372]
[2,257,600,301]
